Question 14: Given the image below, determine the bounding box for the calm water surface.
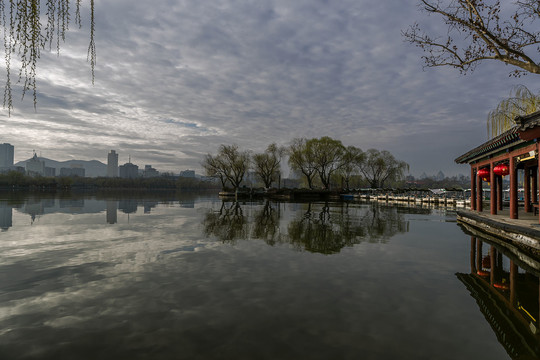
[0,193,539,359]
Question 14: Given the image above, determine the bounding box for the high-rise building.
[107,150,118,177]
[119,162,138,179]
[0,143,14,168]
[143,165,159,178]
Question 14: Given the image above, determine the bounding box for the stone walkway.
[470,208,540,229]
[457,208,540,247]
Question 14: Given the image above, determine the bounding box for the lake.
[0,192,538,359]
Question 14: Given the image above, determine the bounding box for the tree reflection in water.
[203,200,409,254]
[251,200,282,246]
[202,201,248,243]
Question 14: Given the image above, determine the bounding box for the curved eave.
[455,127,521,164]
[516,110,540,130]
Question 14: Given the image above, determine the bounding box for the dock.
[355,194,470,207]
[457,209,540,251]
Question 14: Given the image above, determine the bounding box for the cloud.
[0,0,537,176]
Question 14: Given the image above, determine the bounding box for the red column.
[470,237,476,274]
[490,246,496,285]
[538,143,540,224]
[497,175,503,210]
[525,167,531,213]
[538,166,540,224]
[510,260,517,306]
[476,239,482,272]
[490,163,497,215]
[510,157,518,219]
[470,166,476,211]
[532,166,538,205]
[477,171,483,212]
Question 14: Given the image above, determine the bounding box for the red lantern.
[493,163,509,176]
[477,168,489,181]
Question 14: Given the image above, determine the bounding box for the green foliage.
[0,172,217,190]
[487,85,540,138]
[306,136,346,190]
[288,138,318,189]
[340,145,364,190]
[287,137,406,190]
[0,171,57,187]
[360,149,409,189]
[0,0,96,114]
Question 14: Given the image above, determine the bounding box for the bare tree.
[202,153,228,190]
[403,0,540,76]
[217,144,251,191]
[253,143,285,189]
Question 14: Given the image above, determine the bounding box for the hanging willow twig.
[487,85,540,138]
[0,0,95,115]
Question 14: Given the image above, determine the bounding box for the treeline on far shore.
[0,171,220,191]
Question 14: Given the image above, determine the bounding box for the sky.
[0,0,538,177]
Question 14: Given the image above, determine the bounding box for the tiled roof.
[454,126,522,164]
[455,110,540,164]
[515,110,540,130]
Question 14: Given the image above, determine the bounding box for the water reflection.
[203,201,249,242]
[0,201,13,231]
[0,194,527,359]
[0,191,205,229]
[106,200,117,224]
[457,237,540,359]
[203,200,409,254]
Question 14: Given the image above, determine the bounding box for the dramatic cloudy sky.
[0,0,538,177]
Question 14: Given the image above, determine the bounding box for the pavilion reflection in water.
[458,237,540,359]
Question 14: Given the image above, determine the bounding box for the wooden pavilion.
[455,110,540,222]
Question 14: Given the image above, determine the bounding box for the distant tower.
[107,150,118,177]
[0,143,14,168]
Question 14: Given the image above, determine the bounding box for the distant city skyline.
[2,142,197,178]
[3,141,466,180]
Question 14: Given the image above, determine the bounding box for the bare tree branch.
[403,0,540,76]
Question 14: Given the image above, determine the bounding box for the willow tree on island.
[203,144,250,191]
[306,137,346,190]
[202,153,228,189]
[0,0,96,113]
[253,143,285,189]
[403,0,540,77]
[288,138,318,189]
[360,149,409,189]
[340,146,365,190]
